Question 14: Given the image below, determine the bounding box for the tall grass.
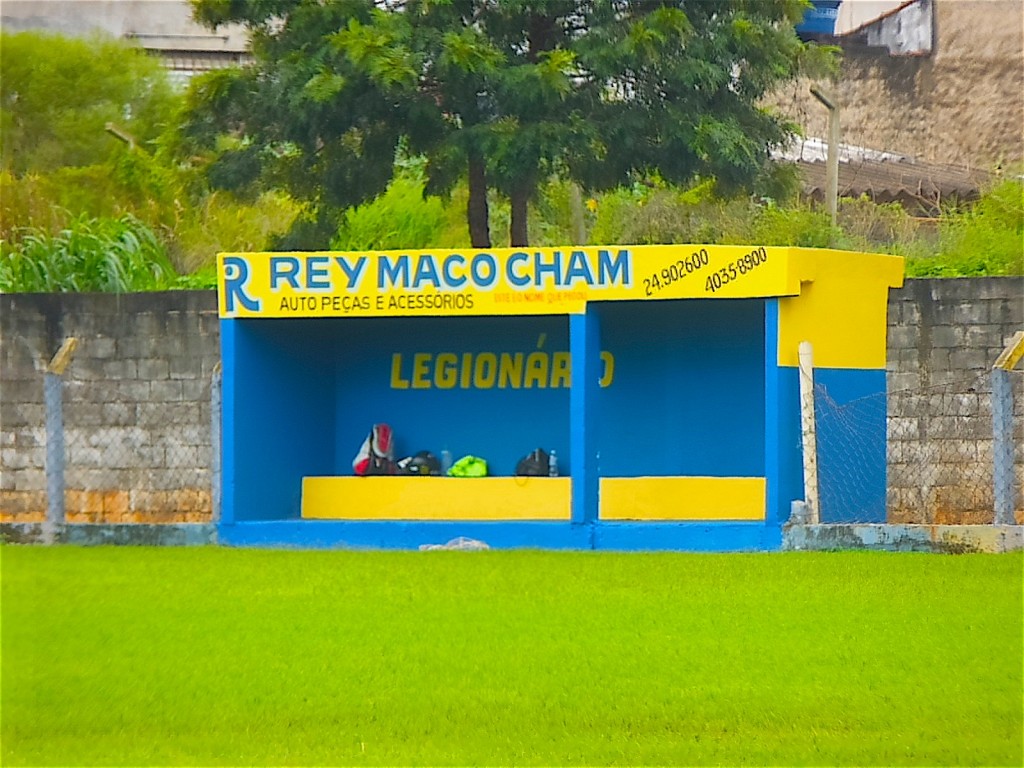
[571,176,1023,277]
[0,214,176,292]
[2,547,1020,766]
[3,169,1019,289]
[1,165,302,280]
[171,190,302,274]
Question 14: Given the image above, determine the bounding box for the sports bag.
[448,455,488,477]
[515,448,550,477]
[396,451,442,476]
[353,424,397,476]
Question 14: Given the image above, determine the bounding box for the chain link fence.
[58,377,218,524]
[1,361,221,531]
[4,340,1019,532]
[815,369,1023,525]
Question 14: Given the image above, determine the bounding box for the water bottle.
[548,450,558,477]
[441,449,452,475]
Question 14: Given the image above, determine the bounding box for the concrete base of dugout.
[215,520,781,551]
[783,523,1024,553]
[4,521,1021,553]
[0,523,217,546]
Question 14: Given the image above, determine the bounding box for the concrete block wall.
[1,278,1021,525]
[0,292,219,523]
[886,277,1023,523]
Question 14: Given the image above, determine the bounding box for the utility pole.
[810,85,840,237]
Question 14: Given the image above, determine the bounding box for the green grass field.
[1,546,1021,766]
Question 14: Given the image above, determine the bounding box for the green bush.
[906,179,1024,277]
[0,31,304,283]
[0,215,177,292]
[587,180,719,245]
[332,171,467,251]
[1,31,178,175]
[749,204,837,248]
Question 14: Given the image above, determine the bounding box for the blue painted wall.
[593,299,766,477]
[773,366,806,527]
[332,315,571,477]
[815,368,888,523]
[227,318,337,521]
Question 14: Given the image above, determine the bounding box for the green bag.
[447,455,488,477]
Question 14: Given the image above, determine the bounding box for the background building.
[778,0,1024,170]
[0,0,249,86]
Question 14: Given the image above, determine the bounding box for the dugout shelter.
[216,244,903,550]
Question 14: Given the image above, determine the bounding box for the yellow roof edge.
[789,247,905,289]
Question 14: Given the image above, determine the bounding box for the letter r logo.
[223,257,261,313]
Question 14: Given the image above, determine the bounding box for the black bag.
[515,448,550,477]
[397,451,441,476]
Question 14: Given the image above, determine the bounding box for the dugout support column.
[763,299,791,532]
[570,306,600,526]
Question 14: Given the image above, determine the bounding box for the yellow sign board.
[217,244,798,318]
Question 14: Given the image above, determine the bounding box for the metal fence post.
[43,338,77,544]
[992,332,1023,525]
[211,362,222,524]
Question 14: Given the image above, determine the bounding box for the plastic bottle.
[548,450,558,477]
[441,449,453,475]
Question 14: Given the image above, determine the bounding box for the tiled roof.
[796,158,994,213]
